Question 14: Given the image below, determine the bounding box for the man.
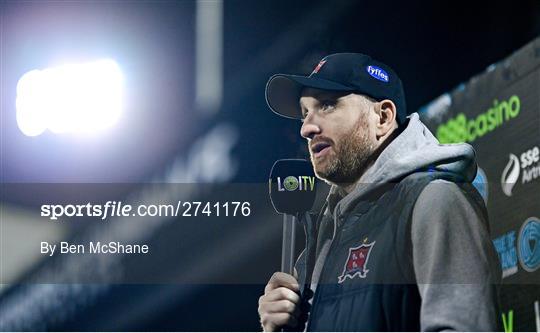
[258,53,502,331]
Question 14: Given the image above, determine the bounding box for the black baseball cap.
[265,53,408,124]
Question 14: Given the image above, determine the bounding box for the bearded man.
[258,53,502,331]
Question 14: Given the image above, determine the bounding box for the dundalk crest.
[338,241,376,283]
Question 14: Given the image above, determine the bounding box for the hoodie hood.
[326,112,478,219]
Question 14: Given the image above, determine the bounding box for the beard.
[310,119,376,186]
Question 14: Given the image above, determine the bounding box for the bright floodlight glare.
[16,59,124,137]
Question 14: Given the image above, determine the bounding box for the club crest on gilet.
[338,240,376,283]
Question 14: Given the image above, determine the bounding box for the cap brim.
[265,74,355,119]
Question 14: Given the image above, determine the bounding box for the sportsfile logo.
[501,145,540,196]
[366,65,389,82]
[436,95,520,144]
[276,176,315,192]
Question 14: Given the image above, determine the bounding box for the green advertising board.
[419,37,540,332]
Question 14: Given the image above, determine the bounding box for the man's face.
[300,87,377,185]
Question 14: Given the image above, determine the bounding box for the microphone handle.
[281,214,296,275]
[281,214,297,332]
[281,212,317,332]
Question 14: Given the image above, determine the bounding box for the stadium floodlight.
[16,59,124,137]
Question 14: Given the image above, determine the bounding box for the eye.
[301,108,309,120]
[320,100,336,112]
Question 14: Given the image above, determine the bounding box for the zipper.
[306,213,345,330]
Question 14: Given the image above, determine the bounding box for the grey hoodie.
[309,112,502,331]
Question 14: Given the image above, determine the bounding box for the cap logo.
[311,59,327,74]
[366,65,389,82]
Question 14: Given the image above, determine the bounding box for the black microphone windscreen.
[269,159,317,214]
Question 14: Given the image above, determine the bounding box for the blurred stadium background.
[1,0,539,331]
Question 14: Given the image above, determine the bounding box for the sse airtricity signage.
[501,145,540,196]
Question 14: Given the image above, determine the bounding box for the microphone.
[269,159,317,215]
[269,159,318,331]
[269,159,317,273]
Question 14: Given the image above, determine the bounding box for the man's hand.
[258,271,301,332]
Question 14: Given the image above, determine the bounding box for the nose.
[300,114,321,140]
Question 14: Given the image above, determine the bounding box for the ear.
[374,99,397,140]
